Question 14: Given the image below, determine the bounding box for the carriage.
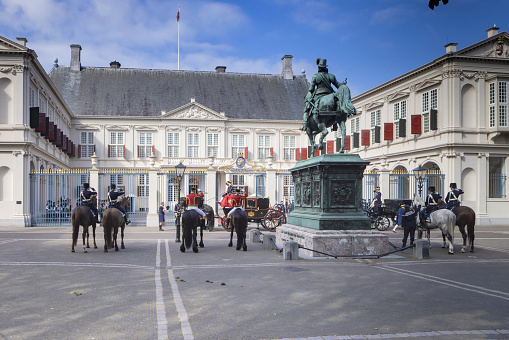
[363,198,412,231]
[218,196,287,232]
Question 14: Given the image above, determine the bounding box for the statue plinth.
[288,153,371,230]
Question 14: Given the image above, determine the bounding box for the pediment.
[75,124,100,130]
[411,79,441,93]
[387,91,410,103]
[105,125,129,131]
[456,33,509,59]
[135,125,158,132]
[162,102,227,121]
[0,36,28,51]
[364,101,384,111]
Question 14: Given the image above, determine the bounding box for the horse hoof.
[460,249,465,253]
[236,247,241,251]
[104,249,108,253]
[228,243,232,247]
[115,248,119,252]
[199,243,204,248]
[84,249,88,253]
[193,249,199,253]
[94,245,98,249]
[86,245,90,248]
[470,250,475,253]
[448,251,454,255]
[71,249,75,253]
[121,245,125,249]
[243,247,247,251]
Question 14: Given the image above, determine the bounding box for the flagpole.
[177,5,180,70]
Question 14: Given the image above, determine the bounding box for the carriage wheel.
[221,216,232,232]
[375,216,390,231]
[263,210,286,232]
[274,204,286,213]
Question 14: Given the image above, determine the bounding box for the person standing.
[158,202,165,231]
[393,203,406,233]
[370,187,382,215]
[402,205,418,247]
[445,183,464,209]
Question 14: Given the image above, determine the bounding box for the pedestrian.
[402,205,418,248]
[370,187,382,215]
[392,203,406,232]
[158,202,165,231]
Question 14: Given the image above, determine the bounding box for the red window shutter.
[344,135,351,151]
[295,148,301,161]
[326,140,334,154]
[361,130,370,146]
[301,148,307,160]
[108,145,111,158]
[314,147,320,157]
[411,114,422,134]
[78,145,81,158]
[55,128,61,146]
[62,136,67,152]
[270,147,273,157]
[72,143,75,157]
[67,140,72,155]
[244,147,248,159]
[46,122,55,141]
[123,145,126,158]
[152,145,155,156]
[36,113,46,134]
[384,123,394,141]
[93,145,96,154]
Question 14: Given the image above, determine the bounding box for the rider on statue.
[300,58,347,132]
[80,183,98,223]
[108,184,131,225]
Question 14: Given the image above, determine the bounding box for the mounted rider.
[420,186,442,223]
[108,184,131,225]
[186,187,206,219]
[220,180,233,208]
[80,183,98,222]
[300,58,347,131]
[227,187,248,216]
[444,182,464,209]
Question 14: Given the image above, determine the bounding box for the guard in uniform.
[220,180,233,207]
[444,183,464,209]
[420,186,442,223]
[80,183,98,222]
[108,184,130,225]
[370,186,382,215]
[227,188,248,216]
[186,188,206,218]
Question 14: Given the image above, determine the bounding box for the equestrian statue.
[300,58,357,156]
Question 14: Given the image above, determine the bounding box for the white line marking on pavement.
[165,240,194,340]
[276,329,509,339]
[155,240,169,340]
[377,265,509,301]
[0,261,154,269]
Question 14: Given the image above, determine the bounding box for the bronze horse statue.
[71,196,98,253]
[304,83,357,156]
[227,208,248,251]
[102,197,129,252]
[439,201,476,253]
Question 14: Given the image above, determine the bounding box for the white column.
[146,167,159,228]
[477,153,488,225]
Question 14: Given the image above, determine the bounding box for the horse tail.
[72,210,79,247]
[104,210,113,249]
[182,211,193,249]
[448,212,456,243]
[336,84,356,116]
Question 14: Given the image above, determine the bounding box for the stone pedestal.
[288,153,371,230]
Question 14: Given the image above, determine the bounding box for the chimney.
[110,60,121,69]
[70,44,82,72]
[215,66,226,73]
[487,25,500,38]
[445,43,458,54]
[16,37,27,47]
[282,55,293,80]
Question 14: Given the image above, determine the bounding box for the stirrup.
[125,219,131,225]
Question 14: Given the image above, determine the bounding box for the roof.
[49,66,309,120]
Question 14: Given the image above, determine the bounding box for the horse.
[412,194,457,254]
[180,208,205,253]
[102,197,129,252]
[199,200,215,231]
[227,208,248,251]
[71,196,98,253]
[439,202,476,253]
[304,83,357,156]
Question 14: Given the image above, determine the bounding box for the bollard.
[283,241,299,260]
[413,239,430,259]
[262,234,276,250]
[249,229,261,243]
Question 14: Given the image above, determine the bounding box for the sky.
[0,0,508,97]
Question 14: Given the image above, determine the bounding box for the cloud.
[370,5,414,26]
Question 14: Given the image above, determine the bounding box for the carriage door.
[255,174,265,197]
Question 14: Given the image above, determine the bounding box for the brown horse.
[227,208,248,251]
[71,196,98,253]
[439,202,476,253]
[102,197,129,252]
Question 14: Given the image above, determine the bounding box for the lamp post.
[175,161,186,243]
[413,165,427,197]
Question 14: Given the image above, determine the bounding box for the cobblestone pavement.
[1,224,509,340]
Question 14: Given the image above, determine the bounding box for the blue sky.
[0,0,507,97]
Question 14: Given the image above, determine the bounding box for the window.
[109,132,124,158]
[489,157,506,198]
[138,174,149,197]
[207,133,219,157]
[499,82,508,127]
[394,100,407,138]
[80,131,95,158]
[167,177,179,202]
[167,132,180,157]
[29,87,35,107]
[48,106,54,121]
[422,89,437,133]
[110,174,124,191]
[283,135,296,160]
[138,132,153,158]
[283,174,294,199]
[232,134,246,158]
[258,135,271,160]
[39,97,46,113]
[370,109,381,144]
[232,174,245,192]
[187,132,199,158]
[350,117,359,133]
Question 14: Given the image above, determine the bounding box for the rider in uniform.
[220,180,233,207]
[420,186,442,223]
[370,186,382,215]
[444,183,464,209]
[300,58,347,131]
[186,187,206,219]
[80,183,98,222]
[108,184,130,225]
[227,188,248,216]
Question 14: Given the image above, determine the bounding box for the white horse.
[412,194,457,254]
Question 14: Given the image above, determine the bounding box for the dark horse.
[304,84,357,156]
[180,208,205,253]
[71,196,98,253]
[102,197,129,252]
[227,208,248,251]
[439,202,476,253]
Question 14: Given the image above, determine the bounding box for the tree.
[429,0,449,10]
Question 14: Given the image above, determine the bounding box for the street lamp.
[413,165,427,197]
[174,161,186,243]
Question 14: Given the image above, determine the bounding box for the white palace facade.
[1,26,508,227]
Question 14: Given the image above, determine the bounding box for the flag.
[176,8,180,22]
